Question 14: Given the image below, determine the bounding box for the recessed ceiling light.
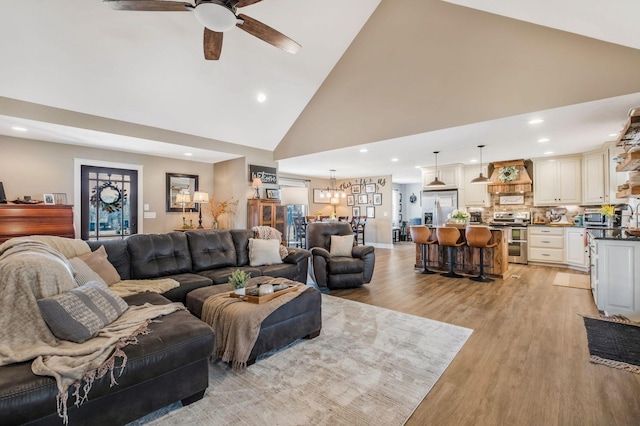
[11,126,27,132]
[257,93,266,103]
[391,158,399,162]
[359,148,368,153]
[184,153,193,156]
[469,159,478,163]
[609,133,618,137]
[537,138,550,143]
[414,166,421,169]
[544,151,554,155]
[528,119,544,125]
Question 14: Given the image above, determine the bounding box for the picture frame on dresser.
[265,189,280,200]
[43,194,55,205]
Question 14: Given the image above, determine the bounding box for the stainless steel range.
[490,212,531,264]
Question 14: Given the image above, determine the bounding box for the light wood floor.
[329,242,640,426]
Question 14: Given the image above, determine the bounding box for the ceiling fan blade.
[204,28,223,60]
[236,14,301,54]
[103,0,193,11]
[236,0,263,7]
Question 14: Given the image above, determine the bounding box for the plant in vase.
[449,209,470,224]
[229,269,250,295]
[208,195,239,230]
[599,204,615,227]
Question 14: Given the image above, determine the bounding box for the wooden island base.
[412,227,509,279]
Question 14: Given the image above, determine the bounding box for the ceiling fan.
[103,0,301,60]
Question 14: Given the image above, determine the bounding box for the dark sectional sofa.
[1,229,313,425]
[88,229,311,303]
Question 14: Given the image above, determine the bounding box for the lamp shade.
[193,191,209,203]
[252,178,263,187]
[470,144,490,184]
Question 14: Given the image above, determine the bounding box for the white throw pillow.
[248,238,284,266]
[330,235,354,257]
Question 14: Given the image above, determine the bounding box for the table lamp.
[192,191,209,229]
[252,178,263,199]
[176,192,191,228]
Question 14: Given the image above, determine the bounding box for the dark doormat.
[583,316,640,373]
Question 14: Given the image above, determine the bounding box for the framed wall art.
[347,194,355,206]
[358,194,368,204]
[366,206,375,218]
[351,185,361,194]
[352,206,360,217]
[365,183,376,193]
[266,189,280,199]
[373,193,382,205]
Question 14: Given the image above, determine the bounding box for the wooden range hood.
[487,159,533,194]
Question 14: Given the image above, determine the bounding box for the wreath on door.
[498,166,518,183]
[90,182,126,213]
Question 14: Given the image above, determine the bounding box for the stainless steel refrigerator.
[422,190,458,227]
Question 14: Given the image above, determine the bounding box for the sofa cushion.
[37,281,128,343]
[79,245,122,285]
[128,232,193,279]
[158,273,214,303]
[186,230,237,272]
[68,257,107,286]
[230,229,254,266]
[87,239,131,281]
[330,235,354,257]
[257,263,300,281]
[197,266,263,285]
[248,238,283,266]
[328,257,364,275]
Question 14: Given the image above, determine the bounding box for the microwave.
[584,209,605,226]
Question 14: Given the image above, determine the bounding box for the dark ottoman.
[186,282,322,364]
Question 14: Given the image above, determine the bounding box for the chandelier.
[319,170,346,199]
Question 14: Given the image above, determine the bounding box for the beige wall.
[1,136,216,235]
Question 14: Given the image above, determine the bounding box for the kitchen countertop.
[587,227,640,241]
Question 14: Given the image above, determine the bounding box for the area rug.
[553,272,590,289]
[583,316,640,373]
[132,295,473,426]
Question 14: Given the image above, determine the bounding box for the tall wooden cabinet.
[0,203,75,243]
[247,199,287,242]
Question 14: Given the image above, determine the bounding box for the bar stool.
[409,226,437,274]
[436,227,465,278]
[465,225,498,283]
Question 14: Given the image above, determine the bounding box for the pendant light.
[428,151,446,186]
[470,144,490,184]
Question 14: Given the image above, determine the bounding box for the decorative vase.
[212,220,218,229]
[258,284,274,296]
[606,215,614,228]
[234,287,245,296]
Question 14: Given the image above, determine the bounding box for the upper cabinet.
[421,164,463,190]
[533,156,582,206]
[462,165,490,207]
[582,150,607,205]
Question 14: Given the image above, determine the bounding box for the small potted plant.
[599,204,615,228]
[229,269,251,295]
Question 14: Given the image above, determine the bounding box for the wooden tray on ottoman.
[230,284,299,304]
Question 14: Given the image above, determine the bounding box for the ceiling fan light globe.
[194,2,237,32]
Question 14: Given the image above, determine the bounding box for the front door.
[80,166,138,240]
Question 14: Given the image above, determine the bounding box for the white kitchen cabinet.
[533,156,582,206]
[565,227,588,270]
[582,150,607,205]
[528,226,565,264]
[462,165,490,207]
[421,164,463,190]
[595,239,640,321]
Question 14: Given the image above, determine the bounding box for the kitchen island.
[588,228,640,321]
[412,226,509,279]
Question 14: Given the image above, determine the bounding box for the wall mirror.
[166,173,199,212]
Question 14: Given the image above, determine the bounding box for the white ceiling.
[1,0,640,184]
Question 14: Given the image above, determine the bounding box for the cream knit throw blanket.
[0,238,183,424]
[202,278,304,370]
[251,226,288,259]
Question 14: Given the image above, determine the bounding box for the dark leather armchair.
[307,222,375,290]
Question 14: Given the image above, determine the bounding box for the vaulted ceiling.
[2,0,640,184]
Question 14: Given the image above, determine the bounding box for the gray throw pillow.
[69,257,107,287]
[37,280,129,343]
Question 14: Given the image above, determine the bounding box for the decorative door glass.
[81,166,138,240]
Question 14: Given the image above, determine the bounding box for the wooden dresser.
[0,203,75,243]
